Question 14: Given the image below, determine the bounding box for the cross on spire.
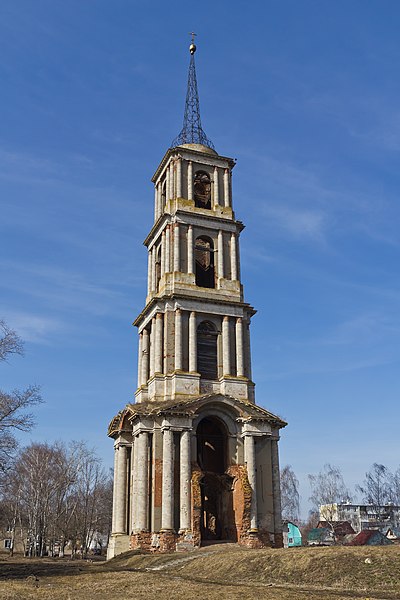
[171,36,215,151]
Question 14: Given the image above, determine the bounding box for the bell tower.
[107,39,286,558]
[136,37,254,405]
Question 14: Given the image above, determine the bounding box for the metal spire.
[171,34,215,151]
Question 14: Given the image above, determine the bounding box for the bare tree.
[280,464,300,523]
[16,443,69,556]
[357,463,390,522]
[308,464,351,529]
[1,440,111,557]
[69,443,106,558]
[0,320,42,473]
[388,467,400,506]
[0,320,23,361]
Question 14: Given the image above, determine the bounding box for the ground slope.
[0,544,399,599]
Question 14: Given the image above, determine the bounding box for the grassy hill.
[1,544,399,599]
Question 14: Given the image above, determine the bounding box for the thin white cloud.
[262,205,328,241]
[0,310,66,344]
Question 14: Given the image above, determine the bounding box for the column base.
[107,533,131,559]
[238,530,273,549]
[176,530,197,552]
[129,530,197,553]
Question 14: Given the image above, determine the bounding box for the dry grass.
[0,544,399,600]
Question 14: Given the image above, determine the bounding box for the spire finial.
[189,31,197,55]
[171,35,215,151]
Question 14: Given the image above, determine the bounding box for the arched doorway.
[196,417,236,543]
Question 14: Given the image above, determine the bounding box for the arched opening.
[197,321,218,380]
[196,417,226,473]
[196,417,236,543]
[194,171,211,209]
[195,236,215,288]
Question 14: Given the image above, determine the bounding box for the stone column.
[230,233,237,280]
[137,333,143,388]
[176,158,182,197]
[175,309,182,371]
[166,166,170,202]
[112,444,119,532]
[244,434,258,531]
[189,311,197,372]
[188,161,193,200]
[173,223,180,272]
[180,430,191,531]
[163,309,169,374]
[154,185,158,221]
[114,444,128,533]
[151,246,156,292]
[169,162,174,199]
[141,328,149,385]
[235,317,244,377]
[213,166,219,208]
[222,316,231,376]
[147,249,152,295]
[131,436,138,531]
[218,230,224,280]
[149,317,156,377]
[156,183,161,219]
[245,321,252,381]
[136,432,149,531]
[271,438,283,543]
[161,428,174,531]
[155,312,163,374]
[223,168,230,207]
[187,225,194,274]
[161,230,166,277]
[165,226,171,273]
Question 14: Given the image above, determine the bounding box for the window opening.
[197,321,218,379]
[194,171,211,209]
[195,236,215,288]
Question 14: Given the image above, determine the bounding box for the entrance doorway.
[196,417,237,543]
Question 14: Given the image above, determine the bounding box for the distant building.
[349,529,393,546]
[382,526,400,543]
[307,527,334,546]
[319,503,400,533]
[283,521,302,548]
[317,520,355,543]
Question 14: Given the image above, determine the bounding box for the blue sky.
[1,1,399,516]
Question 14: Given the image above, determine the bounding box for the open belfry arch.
[107,38,287,558]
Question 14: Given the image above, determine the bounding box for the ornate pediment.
[108,393,286,437]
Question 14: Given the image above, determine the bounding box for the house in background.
[317,520,355,544]
[307,527,335,546]
[349,530,393,546]
[319,503,400,533]
[283,521,302,548]
[382,527,400,544]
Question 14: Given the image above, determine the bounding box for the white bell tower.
[107,39,286,559]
